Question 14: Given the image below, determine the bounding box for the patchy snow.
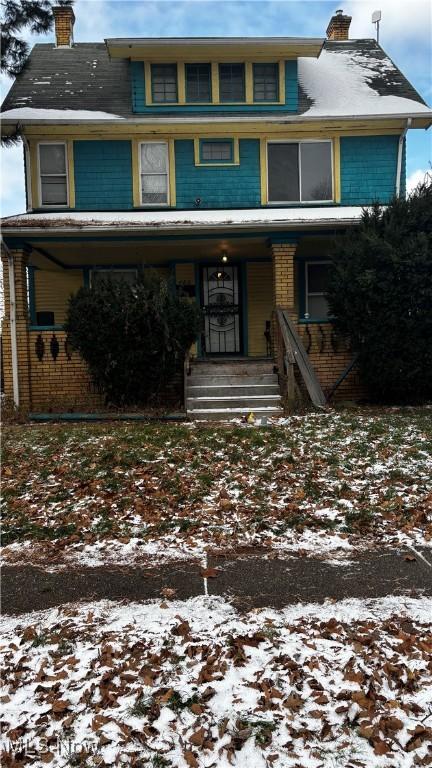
[2,410,431,569]
[0,107,124,121]
[1,595,431,767]
[298,48,431,117]
[1,205,366,232]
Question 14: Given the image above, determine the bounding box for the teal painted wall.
[130,60,298,113]
[340,135,399,205]
[74,140,133,210]
[175,139,261,208]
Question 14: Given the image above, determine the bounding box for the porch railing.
[275,309,327,409]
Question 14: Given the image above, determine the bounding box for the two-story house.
[1,7,431,417]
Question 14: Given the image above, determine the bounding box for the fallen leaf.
[201,567,219,578]
[184,750,198,767]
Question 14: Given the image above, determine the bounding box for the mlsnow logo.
[1,735,101,761]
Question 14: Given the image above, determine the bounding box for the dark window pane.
[39,144,66,174]
[41,176,67,205]
[307,294,329,318]
[253,63,278,101]
[267,143,299,202]
[92,270,137,286]
[308,263,329,293]
[300,142,333,201]
[151,64,177,102]
[201,141,232,161]
[186,63,211,102]
[219,63,245,102]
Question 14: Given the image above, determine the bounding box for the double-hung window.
[201,140,233,162]
[151,64,177,103]
[253,63,279,102]
[140,142,169,205]
[185,63,211,102]
[38,143,68,206]
[219,63,245,102]
[267,141,333,203]
[305,262,331,320]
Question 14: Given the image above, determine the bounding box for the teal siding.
[131,60,298,113]
[175,139,261,208]
[131,61,145,111]
[285,60,298,111]
[400,137,406,198]
[340,135,399,205]
[74,141,133,210]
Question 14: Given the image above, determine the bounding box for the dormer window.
[219,63,245,102]
[38,142,68,206]
[151,64,177,103]
[185,63,211,102]
[253,63,279,102]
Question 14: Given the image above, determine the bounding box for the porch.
[1,212,363,414]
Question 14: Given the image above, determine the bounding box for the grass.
[1,407,431,560]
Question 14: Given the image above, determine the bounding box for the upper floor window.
[253,63,279,102]
[267,141,333,203]
[201,140,233,162]
[140,141,169,205]
[305,262,331,320]
[186,63,211,102]
[38,143,68,206]
[151,64,177,103]
[219,63,245,102]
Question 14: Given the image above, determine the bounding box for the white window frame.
[37,141,69,208]
[267,139,334,205]
[89,268,138,287]
[305,260,332,320]
[139,141,170,207]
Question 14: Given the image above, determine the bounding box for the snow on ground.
[1,595,431,767]
[2,410,431,568]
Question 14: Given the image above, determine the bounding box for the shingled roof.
[1,38,429,121]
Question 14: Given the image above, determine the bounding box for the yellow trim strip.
[144,61,152,106]
[132,138,141,207]
[278,60,285,104]
[67,140,75,208]
[260,138,268,204]
[29,140,39,209]
[177,63,186,104]
[211,62,219,103]
[245,62,253,104]
[333,136,341,203]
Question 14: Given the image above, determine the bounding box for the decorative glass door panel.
[202,266,241,354]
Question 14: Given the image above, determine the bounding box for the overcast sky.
[1,0,431,217]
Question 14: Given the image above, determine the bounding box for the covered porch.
[1,207,363,413]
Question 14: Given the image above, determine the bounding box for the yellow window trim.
[144,59,285,106]
[193,137,240,166]
[260,137,341,206]
[132,138,176,207]
[30,139,75,209]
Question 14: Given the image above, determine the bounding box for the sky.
[1,0,431,217]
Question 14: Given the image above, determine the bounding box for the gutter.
[396,117,411,197]
[1,238,20,407]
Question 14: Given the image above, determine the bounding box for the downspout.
[396,117,411,197]
[1,238,20,407]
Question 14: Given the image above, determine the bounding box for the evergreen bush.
[327,177,432,403]
[65,271,201,407]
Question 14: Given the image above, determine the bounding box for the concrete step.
[191,361,274,376]
[188,406,283,421]
[188,374,279,386]
[188,384,280,397]
[187,395,282,410]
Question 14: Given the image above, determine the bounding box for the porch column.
[1,246,32,409]
[270,237,298,319]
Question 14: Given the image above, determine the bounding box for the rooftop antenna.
[372,10,382,44]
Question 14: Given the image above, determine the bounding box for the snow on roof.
[298,48,431,117]
[2,206,366,233]
[0,107,124,121]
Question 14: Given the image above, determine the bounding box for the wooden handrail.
[276,309,327,408]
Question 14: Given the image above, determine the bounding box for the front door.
[201,265,242,355]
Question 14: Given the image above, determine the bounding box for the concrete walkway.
[2,547,431,615]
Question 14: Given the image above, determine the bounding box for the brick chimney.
[53,5,75,47]
[326,9,352,40]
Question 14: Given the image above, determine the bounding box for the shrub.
[64,271,201,407]
[327,178,432,403]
